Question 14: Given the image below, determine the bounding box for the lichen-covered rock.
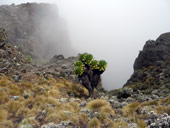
[146,111,170,128]
[128,123,137,128]
[59,98,68,103]
[41,121,72,128]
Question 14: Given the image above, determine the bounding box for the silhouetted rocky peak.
[134,32,170,71]
[124,32,170,91]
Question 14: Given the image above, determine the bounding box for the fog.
[1,0,170,90]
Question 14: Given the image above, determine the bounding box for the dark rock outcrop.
[134,32,170,71]
[124,32,170,89]
[0,3,73,60]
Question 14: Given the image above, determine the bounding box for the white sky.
[1,0,170,90]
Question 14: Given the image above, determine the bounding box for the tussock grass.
[88,117,101,128]
[156,105,170,115]
[160,97,170,105]
[87,99,110,111]
[87,99,116,126]
[137,119,147,128]
[123,102,139,117]
[0,74,169,127]
[0,107,8,121]
[0,90,9,104]
[0,120,13,128]
[0,75,89,127]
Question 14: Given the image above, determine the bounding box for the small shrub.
[25,55,32,63]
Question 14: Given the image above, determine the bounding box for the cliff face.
[0,3,72,59]
[134,32,170,71]
[124,32,170,89]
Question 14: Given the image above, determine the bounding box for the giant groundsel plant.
[74,53,107,97]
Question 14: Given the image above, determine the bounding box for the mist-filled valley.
[1,0,170,90]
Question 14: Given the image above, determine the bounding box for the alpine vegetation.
[74,53,107,97]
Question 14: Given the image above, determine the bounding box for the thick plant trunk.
[78,68,103,98]
[78,73,92,97]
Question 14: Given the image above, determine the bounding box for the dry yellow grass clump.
[88,117,101,128]
[0,74,89,127]
[0,73,169,128]
[87,99,110,111]
[137,119,147,128]
[122,102,139,117]
[121,97,170,127]
[113,121,128,128]
[87,99,116,127]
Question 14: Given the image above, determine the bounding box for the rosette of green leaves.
[90,60,99,70]
[74,66,84,76]
[74,61,84,68]
[84,54,93,65]
[98,60,107,71]
[79,53,87,63]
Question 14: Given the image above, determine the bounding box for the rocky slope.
[0,29,170,128]
[0,3,73,60]
[0,3,170,128]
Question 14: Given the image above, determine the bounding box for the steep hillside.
[0,3,73,60]
[0,28,170,128]
[0,3,170,128]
